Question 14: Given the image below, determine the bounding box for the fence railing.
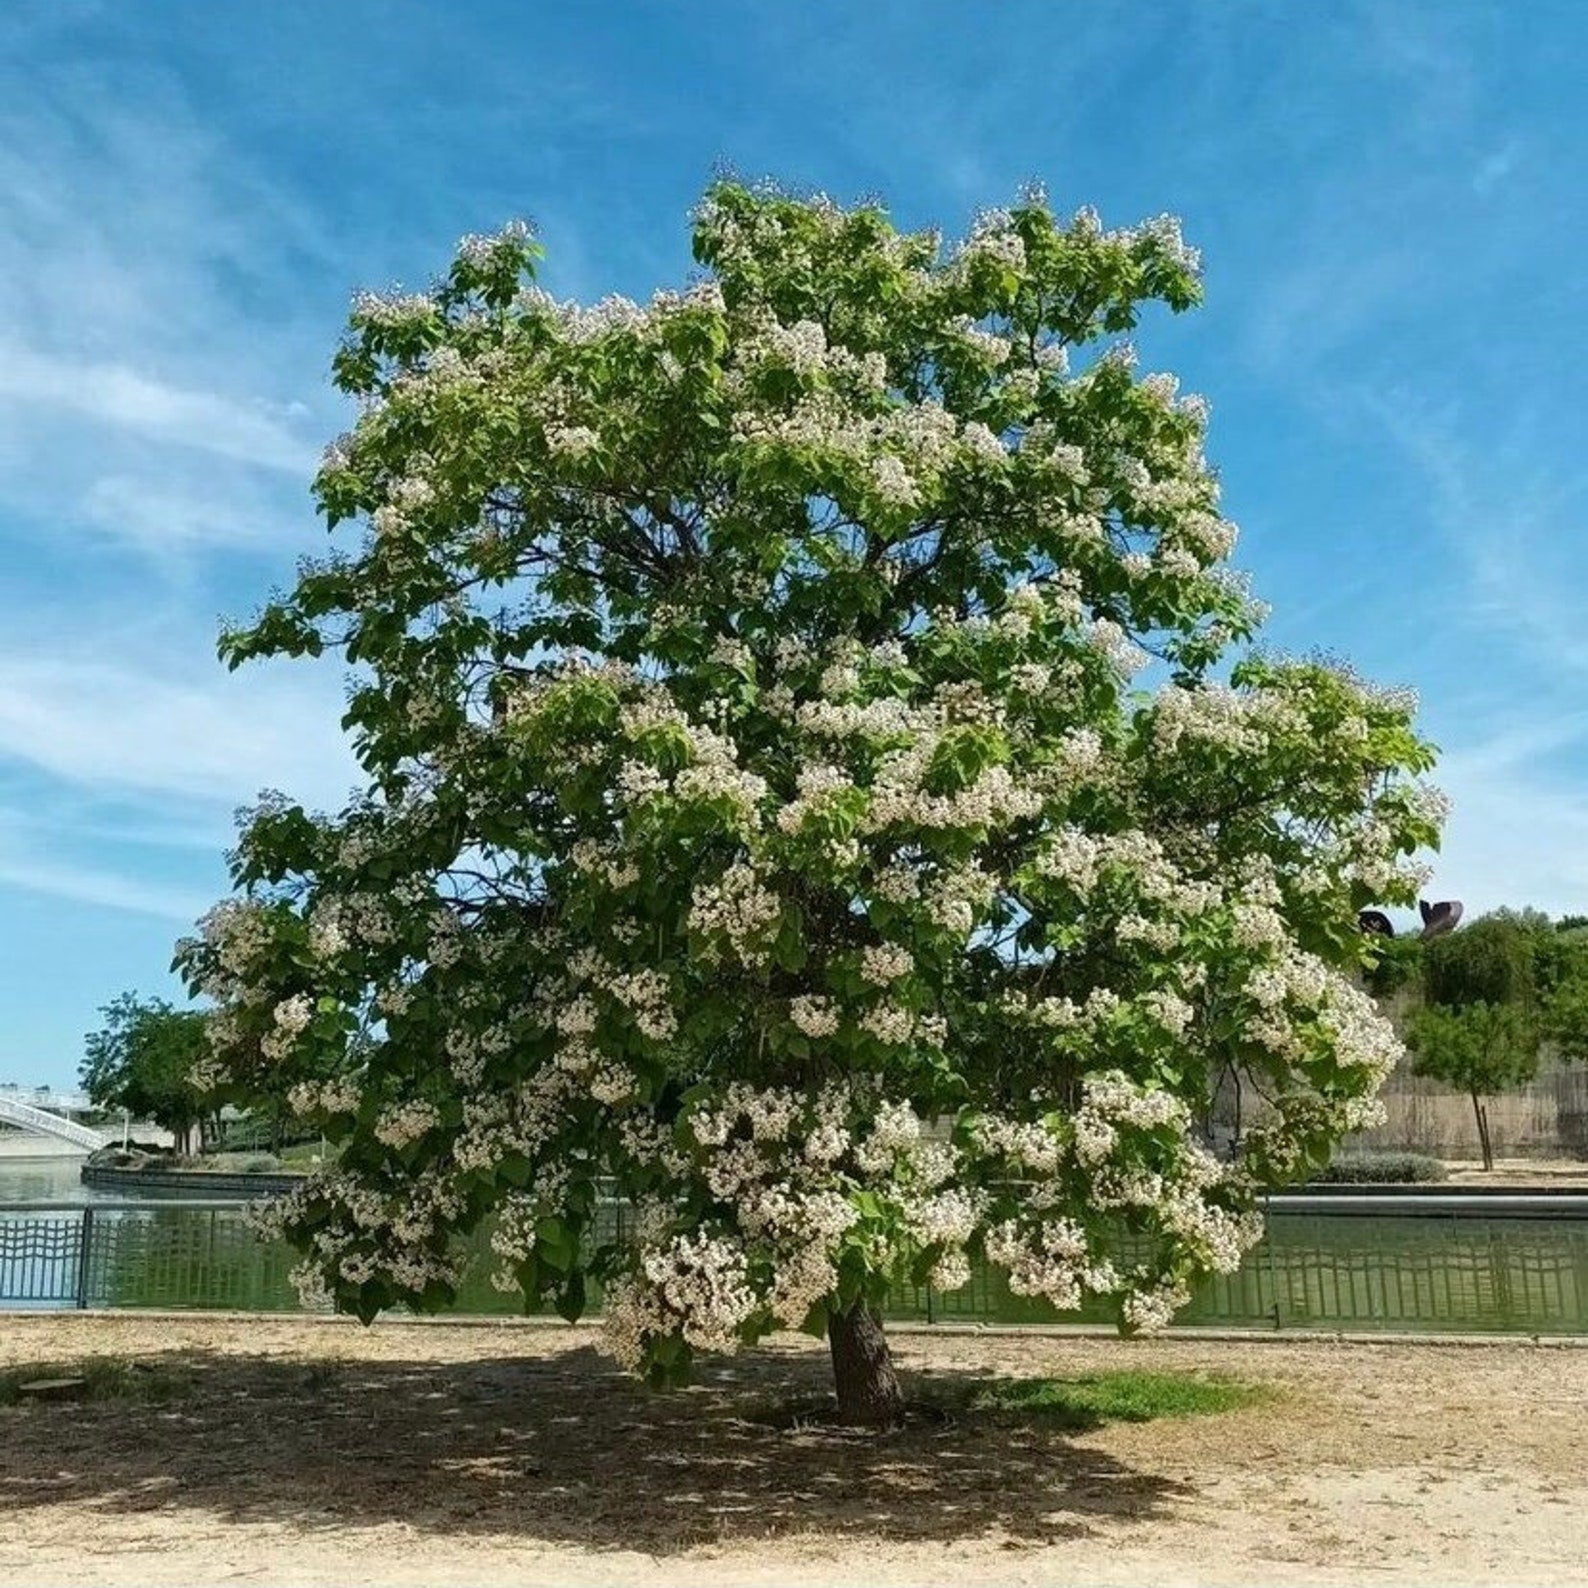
[0,1202,296,1311]
[5,1199,1588,1333]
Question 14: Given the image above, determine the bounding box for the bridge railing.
[0,1097,109,1150]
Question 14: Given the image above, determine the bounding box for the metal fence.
[0,1202,302,1311]
[5,1198,1588,1333]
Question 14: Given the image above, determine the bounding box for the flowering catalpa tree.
[178,182,1442,1424]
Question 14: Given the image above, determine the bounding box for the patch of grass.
[0,1357,192,1408]
[967,1369,1268,1429]
[279,1140,336,1169]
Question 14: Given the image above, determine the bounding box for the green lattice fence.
[5,1203,1588,1332]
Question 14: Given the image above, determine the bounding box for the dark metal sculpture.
[1356,899,1465,940]
[1417,899,1463,940]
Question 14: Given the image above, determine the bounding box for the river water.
[0,1150,143,1206]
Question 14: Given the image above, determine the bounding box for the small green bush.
[1313,1151,1445,1184]
[199,1151,283,1173]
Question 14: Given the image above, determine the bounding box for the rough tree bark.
[827,1300,904,1426]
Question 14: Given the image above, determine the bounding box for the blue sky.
[2,0,1585,1086]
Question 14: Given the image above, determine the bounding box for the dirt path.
[2,1313,1585,1586]
[1440,1157,1588,1186]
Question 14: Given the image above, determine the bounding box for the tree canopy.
[1406,1002,1539,1099]
[176,182,1441,1418]
[81,993,212,1152]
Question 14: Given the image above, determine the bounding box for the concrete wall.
[1345,1053,1588,1160]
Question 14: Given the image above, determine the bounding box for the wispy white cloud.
[0,347,316,475]
[1336,394,1588,918]
[0,49,365,961]
[0,647,357,811]
[1362,394,1588,676]
[0,630,357,926]
[0,56,344,568]
[1240,247,1422,377]
[0,845,207,923]
[78,468,312,561]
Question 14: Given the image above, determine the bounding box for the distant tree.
[1404,911,1565,1171]
[1371,910,1588,1168]
[1363,934,1425,1000]
[1545,976,1588,1066]
[1539,922,1588,1066]
[1405,1002,1538,1171]
[80,995,212,1155]
[1421,912,1542,1011]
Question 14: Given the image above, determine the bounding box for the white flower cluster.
[350,289,436,330]
[859,942,914,984]
[307,904,349,961]
[287,1079,361,1118]
[868,741,1041,835]
[853,1099,922,1170]
[456,219,533,267]
[774,762,853,834]
[858,1003,916,1047]
[262,994,314,1061]
[984,1216,1100,1311]
[374,1099,443,1149]
[256,1168,466,1309]
[603,1085,991,1344]
[972,1114,1064,1174]
[544,423,599,458]
[905,1186,981,1247]
[605,1232,758,1368]
[790,994,840,1038]
[1154,684,1283,756]
[965,1062,1266,1328]
[687,863,782,965]
[185,899,276,998]
[1122,1277,1194,1333]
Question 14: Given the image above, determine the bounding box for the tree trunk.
[827,1300,904,1427]
[1472,1090,1494,1171]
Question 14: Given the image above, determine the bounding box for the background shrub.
[1313,1152,1445,1184]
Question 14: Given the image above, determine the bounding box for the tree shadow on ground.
[0,1343,1192,1552]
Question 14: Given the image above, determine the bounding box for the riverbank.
[78,1163,302,1197]
[2,1313,1585,1586]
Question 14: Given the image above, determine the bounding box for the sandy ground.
[1,1314,1585,1588]
[1440,1157,1588,1186]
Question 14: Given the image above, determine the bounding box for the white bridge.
[0,1095,110,1150]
